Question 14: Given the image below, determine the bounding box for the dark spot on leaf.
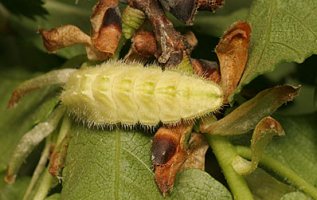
[152,136,177,165]
[103,7,122,30]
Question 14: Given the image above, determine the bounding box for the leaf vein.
[270,41,302,58]
[251,0,277,70]
[122,148,154,175]
[302,6,317,19]
[282,9,317,38]
[114,131,121,199]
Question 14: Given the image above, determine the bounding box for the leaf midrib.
[115,130,121,199]
[248,0,276,79]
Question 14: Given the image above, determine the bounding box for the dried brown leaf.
[200,85,300,135]
[40,25,91,52]
[152,124,193,195]
[40,25,109,60]
[91,0,121,56]
[216,21,251,102]
[232,116,285,175]
[181,133,209,170]
[85,46,109,60]
[49,136,70,177]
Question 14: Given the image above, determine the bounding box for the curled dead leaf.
[200,85,300,135]
[216,21,251,102]
[181,133,209,171]
[232,116,285,175]
[152,124,193,195]
[91,0,122,56]
[40,25,109,60]
[39,25,91,52]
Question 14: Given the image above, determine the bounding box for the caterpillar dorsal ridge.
[60,61,223,127]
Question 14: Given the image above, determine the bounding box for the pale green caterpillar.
[9,61,223,127]
[6,61,223,184]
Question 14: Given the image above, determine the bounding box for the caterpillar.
[6,60,223,185]
[9,61,223,127]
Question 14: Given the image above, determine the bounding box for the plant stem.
[207,135,254,200]
[23,137,52,200]
[56,116,71,145]
[32,169,54,200]
[48,116,71,177]
[236,146,317,200]
[113,37,127,60]
[24,116,71,200]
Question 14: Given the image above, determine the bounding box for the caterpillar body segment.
[60,62,223,126]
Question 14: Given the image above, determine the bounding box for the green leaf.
[235,113,317,199]
[62,125,232,200]
[267,114,317,187]
[0,68,59,171]
[245,169,294,200]
[45,194,61,200]
[0,172,30,200]
[280,192,312,200]
[0,0,47,19]
[171,169,232,199]
[235,0,317,96]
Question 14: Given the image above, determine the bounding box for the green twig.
[26,117,71,200]
[207,136,254,200]
[22,113,71,200]
[23,137,52,200]
[56,116,71,145]
[113,37,127,60]
[32,169,54,200]
[236,146,317,200]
